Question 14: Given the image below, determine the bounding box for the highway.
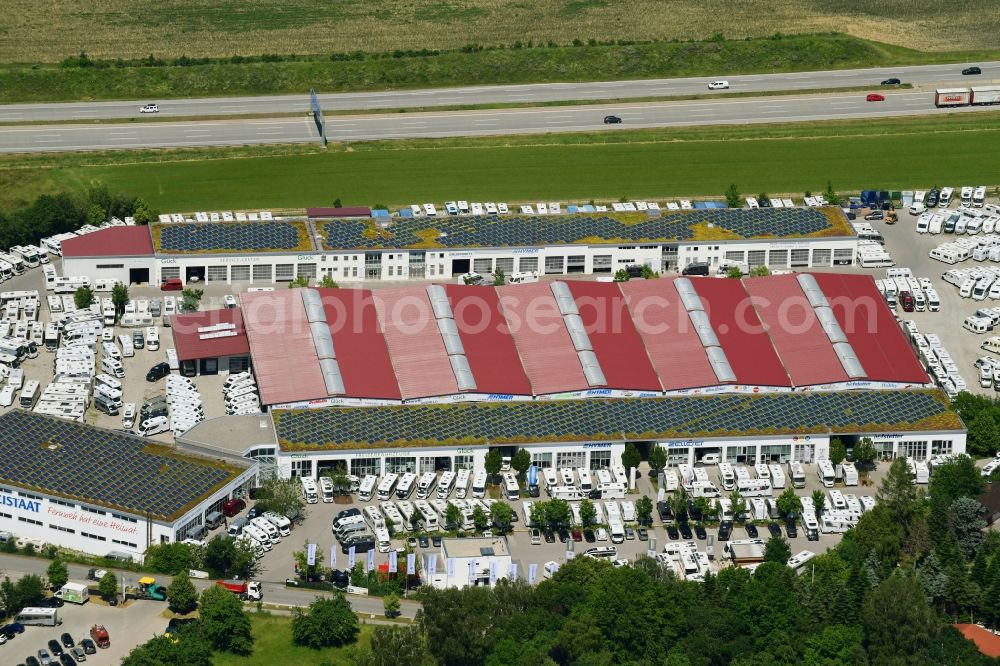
[0,90,994,153]
[0,553,421,619]
[0,60,996,123]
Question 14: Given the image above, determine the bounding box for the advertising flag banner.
[508,562,518,580]
[407,553,416,575]
[428,554,438,577]
[447,557,456,577]
[489,561,497,586]
[367,548,375,572]
[468,559,477,582]
[528,563,538,584]
[389,550,398,572]
[306,543,317,566]
[330,546,337,567]
[348,546,356,569]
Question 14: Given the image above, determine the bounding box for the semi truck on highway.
[935,87,1000,107]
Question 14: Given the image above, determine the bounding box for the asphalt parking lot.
[5,596,165,666]
[249,460,892,583]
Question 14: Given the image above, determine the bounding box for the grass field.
[211,613,373,666]
[1,0,997,63]
[13,111,997,213]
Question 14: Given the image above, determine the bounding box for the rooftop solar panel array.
[157,222,306,254]
[0,411,241,520]
[321,209,841,251]
[274,390,960,449]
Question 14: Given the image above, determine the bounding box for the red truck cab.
[90,624,110,648]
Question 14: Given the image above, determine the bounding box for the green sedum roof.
[273,389,963,451]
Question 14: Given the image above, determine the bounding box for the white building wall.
[62,256,156,285]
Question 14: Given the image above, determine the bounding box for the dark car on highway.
[962,66,982,75]
[679,522,693,540]
[768,521,782,538]
[603,115,622,124]
[880,78,901,85]
[745,523,759,539]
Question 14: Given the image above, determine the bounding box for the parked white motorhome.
[454,468,471,499]
[817,460,835,488]
[436,471,456,499]
[377,473,399,501]
[471,471,487,499]
[839,462,859,486]
[736,478,772,498]
[358,475,377,502]
[718,462,736,491]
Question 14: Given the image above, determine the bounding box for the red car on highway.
[866,93,886,102]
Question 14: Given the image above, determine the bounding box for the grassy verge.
[6,111,1000,212]
[0,34,995,104]
[0,84,914,126]
[211,612,373,666]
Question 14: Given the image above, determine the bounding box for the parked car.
[80,638,97,654]
[544,530,555,543]
[678,522,693,540]
[866,93,885,102]
[418,535,429,548]
[767,521,782,538]
[637,527,649,541]
[962,66,982,75]
[530,528,541,545]
[583,529,596,543]
[785,519,798,539]
[718,521,733,541]
[745,523,759,538]
[864,210,884,221]
[625,526,635,540]
[329,569,349,588]
[431,535,442,547]
[666,523,679,540]
[160,278,183,291]
[571,528,583,542]
[694,523,707,540]
[707,80,730,90]
[60,633,74,648]
[146,362,170,382]
[880,78,901,85]
[596,527,609,541]
[139,103,159,114]
[603,115,622,124]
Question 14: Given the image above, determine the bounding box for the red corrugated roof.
[743,274,849,387]
[320,288,401,400]
[242,290,328,405]
[171,308,250,362]
[443,285,532,396]
[954,625,1000,657]
[619,279,718,391]
[372,288,459,400]
[61,226,153,258]
[306,207,371,218]
[496,283,587,395]
[690,277,790,387]
[811,273,929,385]
[566,281,662,391]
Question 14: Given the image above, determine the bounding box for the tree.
[967,410,1000,457]
[854,437,878,471]
[802,624,866,666]
[383,591,401,618]
[318,274,339,288]
[167,571,198,614]
[930,454,986,504]
[863,573,939,664]
[86,203,106,228]
[362,624,435,666]
[111,281,129,318]
[323,465,353,495]
[878,457,918,525]
[613,268,630,282]
[144,542,202,575]
[546,498,572,530]
[292,594,359,648]
[727,491,747,522]
[636,495,653,526]
[484,449,503,484]
[749,265,771,277]
[725,265,743,279]
[724,183,742,208]
[580,498,597,528]
[621,443,641,476]
[445,504,462,531]
[254,477,306,519]
[122,633,213,666]
[829,438,847,467]
[757,192,769,205]
[98,571,118,600]
[510,448,531,480]
[640,264,658,280]
[825,180,840,206]
[776,487,802,518]
[132,198,157,225]
[490,502,514,534]
[648,446,666,474]
[764,535,791,564]
[0,574,45,614]
[491,268,506,286]
[472,505,489,532]
[812,489,826,516]
[287,275,310,288]
[198,585,253,654]
[46,559,68,590]
[180,287,204,313]
[73,285,95,310]
[948,497,987,559]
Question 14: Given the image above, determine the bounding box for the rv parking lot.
[247,460,891,582]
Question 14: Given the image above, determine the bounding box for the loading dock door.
[129,268,150,284]
[451,258,470,276]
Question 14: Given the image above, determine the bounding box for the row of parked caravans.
[905,322,966,399]
[918,208,1000,239]
[874,274,941,312]
[357,469,487,504]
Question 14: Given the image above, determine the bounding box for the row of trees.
[0,184,156,252]
[143,535,259,579]
[952,391,1000,457]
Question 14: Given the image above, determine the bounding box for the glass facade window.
[207,266,228,282]
[725,250,746,263]
[519,257,539,273]
[872,440,895,458]
[899,440,928,460]
[833,248,854,265]
[473,258,493,274]
[454,455,474,471]
[544,256,565,275]
[760,444,791,463]
[290,459,312,478]
[793,444,814,463]
[767,250,788,268]
[495,257,514,274]
[386,456,416,474]
[593,255,612,273]
[726,445,758,464]
[252,264,273,282]
[589,450,612,470]
[161,266,180,280]
[790,249,809,267]
[666,448,689,467]
[231,265,251,281]
[419,456,437,473]
[556,451,585,469]
[351,457,381,477]
[931,439,953,456]
[811,248,832,266]
[275,264,295,281]
[531,452,553,469]
[297,263,317,279]
[747,250,766,268]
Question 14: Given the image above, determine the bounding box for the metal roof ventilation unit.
[672,279,735,384]
[300,289,345,396]
[549,282,606,387]
[425,285,477,392]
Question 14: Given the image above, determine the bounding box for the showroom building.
[0,411,257,560]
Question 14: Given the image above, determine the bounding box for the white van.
[251,516,279,541]
[597,482,626,499]
[964,316,993,334]
[549,486,584,501]
[101,357,125,378]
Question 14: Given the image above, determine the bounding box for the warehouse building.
[60,207,859,286]
[171,308,252,376]
[0,411,257,561]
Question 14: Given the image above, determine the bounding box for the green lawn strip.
[41,113,1000,212]
[0,34,995,103]
[211,613,372,666]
